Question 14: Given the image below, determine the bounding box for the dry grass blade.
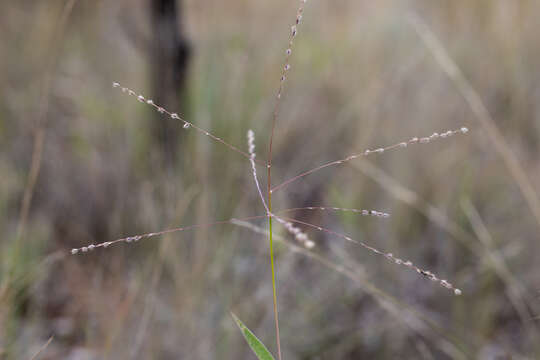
[29,336,53,360]
[352,159,481,254]
[231,219,469,359]
[461,199,539,337]
[276,206,390,218]
[17,0,78,241]
[409,13,540,231]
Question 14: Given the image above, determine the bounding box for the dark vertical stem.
[150,0,190,166]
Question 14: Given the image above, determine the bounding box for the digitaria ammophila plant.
[72,1,469,359]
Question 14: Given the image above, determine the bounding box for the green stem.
[268,189,282,360]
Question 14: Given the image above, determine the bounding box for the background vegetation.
[1,0,539,358]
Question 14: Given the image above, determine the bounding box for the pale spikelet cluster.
[247,130,314,249]
[271,127,470,193]
[112,82,264,165]
[277,207,390,218]
[277,216,462,295]
[247,129,269,213]
[276,217,315,249]
[276,0,307,100]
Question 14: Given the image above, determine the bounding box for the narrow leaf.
[231,312,276,360]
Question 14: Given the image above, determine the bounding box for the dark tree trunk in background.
[150,0,190,167]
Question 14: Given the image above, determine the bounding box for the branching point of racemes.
[71,115,464,296]
[69,206,462,295]
[263,2,309,357]
[248,130,461,295]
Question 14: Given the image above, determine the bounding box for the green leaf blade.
[231,312,276,360]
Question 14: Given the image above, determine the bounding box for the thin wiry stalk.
[271,127,469,193]
[461,199,537,334]
[247,130,269,212]
[276,206,390,218]
[268,0,307,169]
[70,204,377,254]
[266,2,308,358]
[247,128,282,358]
[29,336,54,360]
[267,202,280,360]
[231,219,469,359]
[70,215,268,254]
[112,82,265,166]
[275,215,462,295]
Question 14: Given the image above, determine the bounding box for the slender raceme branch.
[68,204,391,254]
[276,206,390,218]
[70,215,268,254]
[247,130,269,213]
[112,82,266,166]
[276,215,462,295]
[271,127,469,193]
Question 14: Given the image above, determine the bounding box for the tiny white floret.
[304,240,315,249]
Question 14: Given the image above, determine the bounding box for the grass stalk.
[267,163,282,360]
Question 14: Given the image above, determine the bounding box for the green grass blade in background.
[231,312,276,360]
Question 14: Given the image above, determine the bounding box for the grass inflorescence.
[71,1,473,358]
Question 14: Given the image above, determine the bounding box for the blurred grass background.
[1,0,540,359]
